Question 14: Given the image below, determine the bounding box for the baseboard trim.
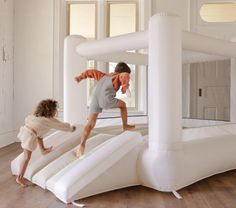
[0,130,18,148]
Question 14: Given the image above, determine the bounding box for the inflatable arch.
[11,13,236,203]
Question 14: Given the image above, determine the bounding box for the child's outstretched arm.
[46,118,76,132]
[37,119,75,155]
[75,69,105,83]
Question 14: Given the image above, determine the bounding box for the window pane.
[69,3,96,106]
[109,3,137,108]
[200,3,236,23]
[69,4,96,38]
[109,3,136,37]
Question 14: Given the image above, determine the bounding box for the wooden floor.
[1,143,236,208]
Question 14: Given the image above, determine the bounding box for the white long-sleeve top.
[23,115,73,138]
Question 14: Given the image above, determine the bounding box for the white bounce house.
[11,13,236,204]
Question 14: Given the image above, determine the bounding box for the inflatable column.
[139,13,182,192]
[64,35,87,124]
[148,13,182,150]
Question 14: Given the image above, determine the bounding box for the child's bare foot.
[76,144,85,158]
[16,176,27,187]
[41,146,53,155]
[123,124,135,131]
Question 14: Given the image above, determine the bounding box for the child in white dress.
[16,99,76,187]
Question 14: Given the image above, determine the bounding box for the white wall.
[14,0,54,130]
[0,0,14,147]
[152,0,190,30]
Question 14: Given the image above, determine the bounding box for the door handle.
[199,88,202,97]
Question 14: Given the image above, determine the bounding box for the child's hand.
[74,76,82,83]
[71,125,76,132]
[41,146,53,155]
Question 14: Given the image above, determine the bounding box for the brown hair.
[34,99,58,118]
[114,62,131,74]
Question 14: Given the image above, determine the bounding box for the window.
[69,4,96,38]
[66,0,149,116]
[200,3,236,23]
[107,2,137,108]
[68,2,97,106]
[108,3,137,37]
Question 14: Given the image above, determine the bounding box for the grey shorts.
[89,76,118,115]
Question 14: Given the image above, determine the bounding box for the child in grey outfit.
[74,62,135,157]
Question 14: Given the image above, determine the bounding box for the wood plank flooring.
[1,143,236,208]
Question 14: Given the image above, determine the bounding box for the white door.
[190,60,230,121]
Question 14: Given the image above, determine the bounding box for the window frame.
[60,0,150,119]
[106,1,138,37]
[103,0,140,113]
[66,1,98,39]
[66,1,98,107]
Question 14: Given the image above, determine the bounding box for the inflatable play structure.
[11,13,236,203]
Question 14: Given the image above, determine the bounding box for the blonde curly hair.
[34,99,58,118]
